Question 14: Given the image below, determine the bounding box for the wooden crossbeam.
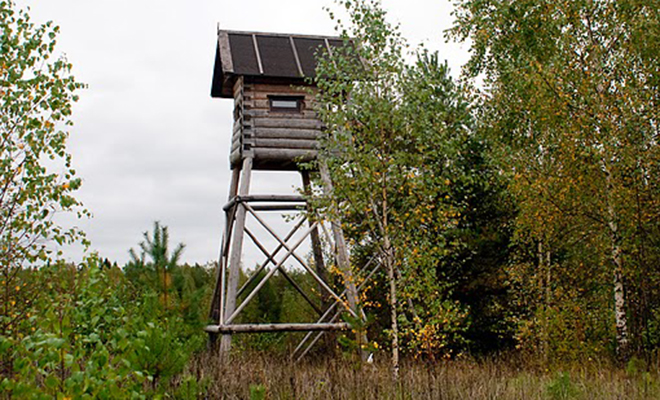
[205,322,350,333]
[223,194,306,211]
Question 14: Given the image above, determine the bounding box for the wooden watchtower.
[206,29,366,359]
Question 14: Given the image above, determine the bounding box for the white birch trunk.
[603,160,630,361]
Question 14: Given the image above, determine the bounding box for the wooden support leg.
[301,170,336,353]
[219,157,253,357]
[209,167,241,348]
[318,162,369,360]
[301,171,330,310]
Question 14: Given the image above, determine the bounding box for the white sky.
[16,0,470,265]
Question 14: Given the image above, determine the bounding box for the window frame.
[268,95,304,113]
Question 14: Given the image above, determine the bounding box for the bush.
[0,255,206,399]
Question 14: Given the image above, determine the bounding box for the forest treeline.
[2,0,660,397]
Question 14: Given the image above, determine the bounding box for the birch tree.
[315,0,476,376]
[1,0,87,340]
[451,0,660,361]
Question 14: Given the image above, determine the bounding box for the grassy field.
[183,352,660,399]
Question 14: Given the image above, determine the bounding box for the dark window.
[269,95,304,112]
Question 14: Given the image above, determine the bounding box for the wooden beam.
[205,323,350,333]
[252,34,264,75]
[209,167,241,325]
[250,138,319,150]
[223,194,306,212]
[253,148,316,162]
[289,36,304,77]
[249,204,306,211]
[220,157,253,354]
[253,118,321,129]
[218,31,234,73]
[253,128,321,140]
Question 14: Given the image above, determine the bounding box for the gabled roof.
[211,30,346,98]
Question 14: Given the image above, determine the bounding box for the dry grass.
[183,352,660,399]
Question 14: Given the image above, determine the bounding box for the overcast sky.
[16,0,470,266]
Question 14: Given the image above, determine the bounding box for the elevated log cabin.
[207,30,367,359]
[211,30,345,171]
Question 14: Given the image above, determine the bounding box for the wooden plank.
[252,83,311,93]
[253,118,321,129]
[231,138,241,153]
[251,92,314,101]
[253,148,317,161]
[249,204,306,211]
[232,76,243,97]
[252,138,318,149]
[205,323,350,333]
[290,36,304,77]
[229,148,242,166]
[252,34,264,75]
[246,109,318,119]
[218,31,234,73]
[232,122,242,136]
[222,194,306,212]
[254,127,321,140]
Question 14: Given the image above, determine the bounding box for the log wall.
[229,79,322,170]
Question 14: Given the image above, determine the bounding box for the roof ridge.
[220,29,343,41]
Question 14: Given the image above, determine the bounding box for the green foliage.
[0,251,209,399]
[249,383,267,400]
[312,0,514,360]
[451,0,660,362]
[127,221,186,309]
[1,257,146,398]
[0,0,88,350]
[546,372,581,400]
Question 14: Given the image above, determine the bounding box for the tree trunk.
[539,241,552,366]
[603,161,630,363]
[383,235,399,381]
[319,161,368,361]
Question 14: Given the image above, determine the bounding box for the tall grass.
[182,352,660,399]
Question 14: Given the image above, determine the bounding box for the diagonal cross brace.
[244,203,357,318]
[225,221,319,325]
[243,225,324,316]
[293,254,382,361]
[236,215,306,297]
